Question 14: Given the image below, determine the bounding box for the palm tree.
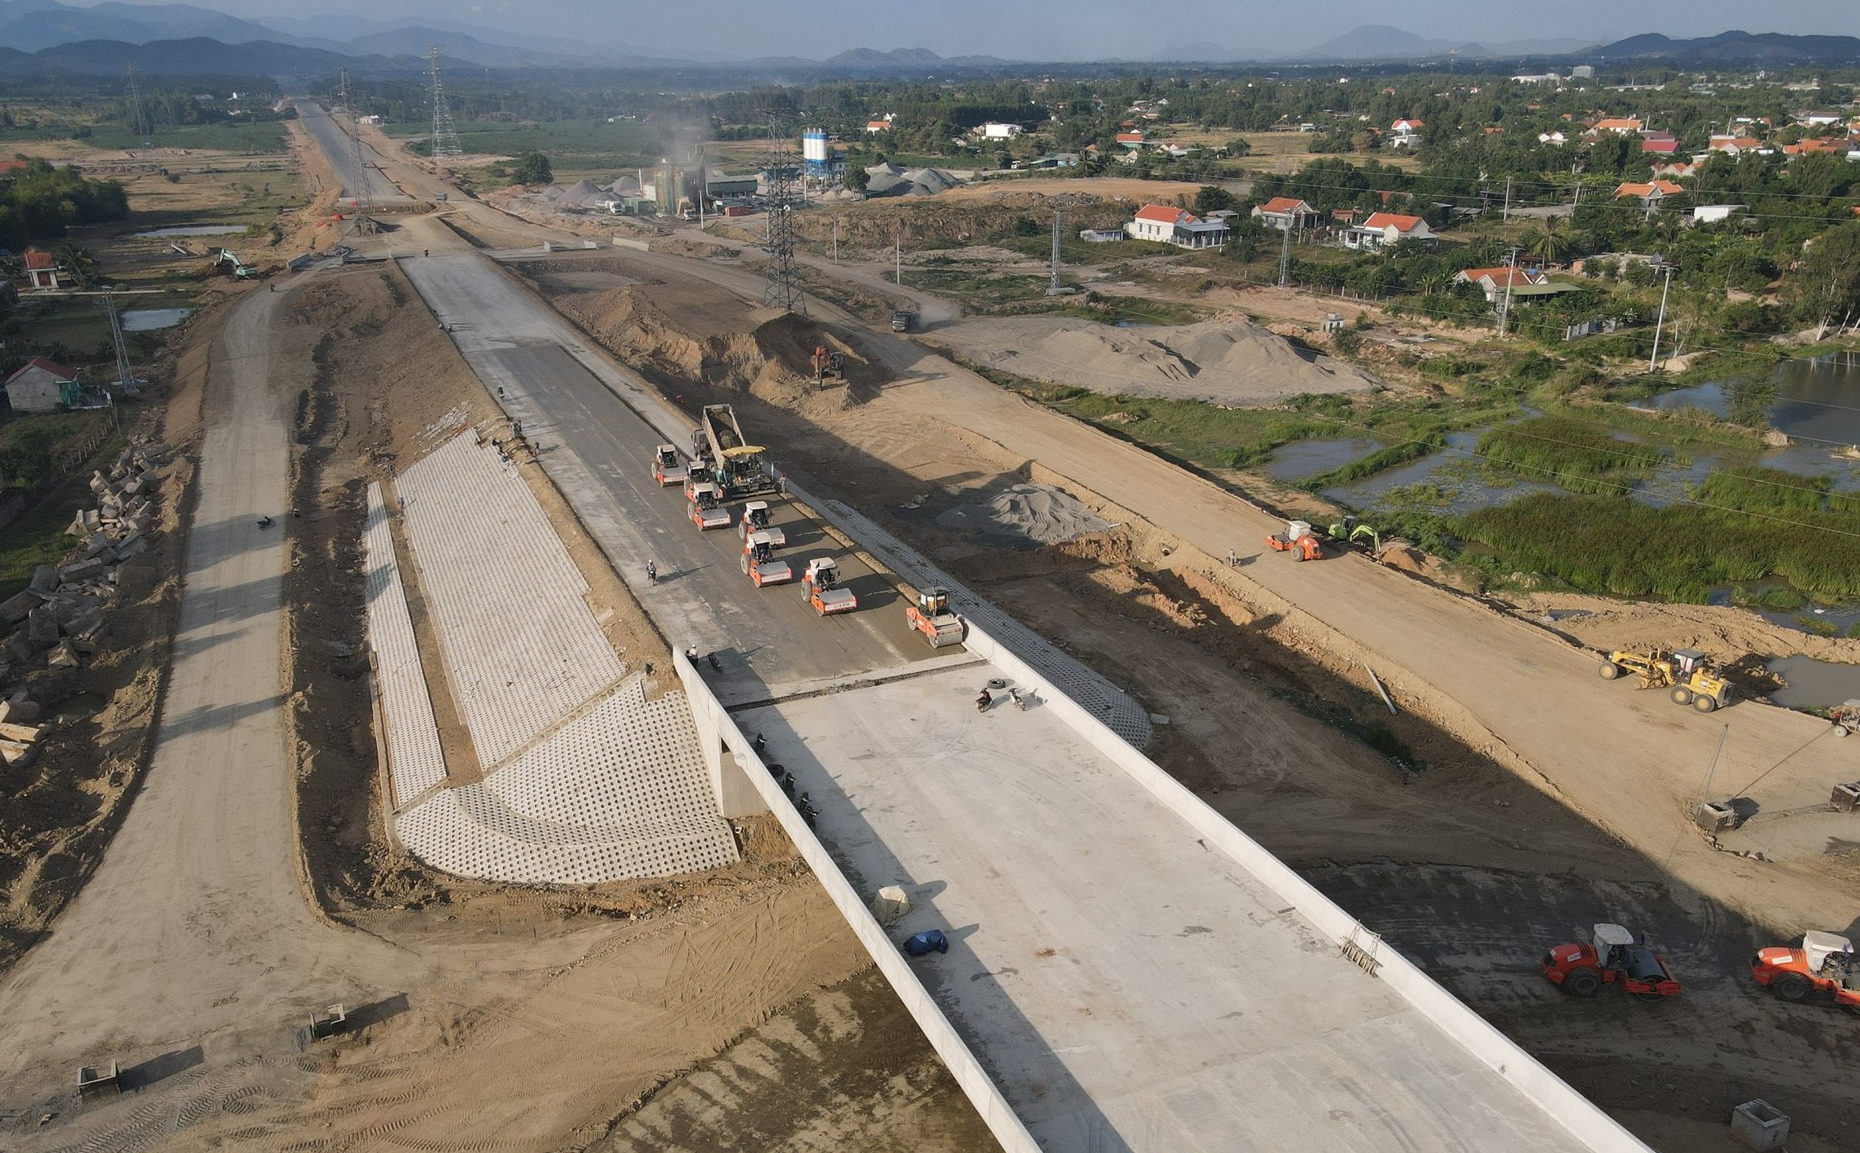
[54,239,96,289]
[1528,216,1574,267]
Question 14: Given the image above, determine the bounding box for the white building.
[981,122,1024,139]
[1342,212,1435,251]
[1127,204,1228,250]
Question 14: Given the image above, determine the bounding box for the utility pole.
[1277,220,1292,289]
[832,217,839,263]
[1502,175,1512,222]
[1497,247,1520,337]
[895,229,902,286]
[1649,263,1675,372]
[1049,210,1063,293]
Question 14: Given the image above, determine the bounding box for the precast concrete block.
[1731,1100,1789,1151]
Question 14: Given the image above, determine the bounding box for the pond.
[130,224,245,238]
[1766,655,1860,710]
[1262,437,1382,482]
[121,308,190,331]
[1636,353,1860,446]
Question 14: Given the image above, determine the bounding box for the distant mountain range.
[1286,26,1595,62]
[0,2,1853,73]
[1592,30,1860,64]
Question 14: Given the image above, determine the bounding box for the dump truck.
[801,558,857,616]
[741,532,794,586]
[1750,931,1860,1007]
[688,482,732,530]
[1598,648,1732,713]
[652,444,688,486]
[905,586,964,648]
[1542,923,1682,999]
[1266,519,1322,562]
[1830,700,1860,737]
[891,310,915,333]
[737,501,786,547]
[691,404,776,497]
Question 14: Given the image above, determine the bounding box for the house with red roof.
[1125,203,1229,250]
[1115,131,1146,149]
[22,246,61,290]
[1251,196,1317,231]
[1588,117,1643,136]
[1455,265,1549,303]
[1387,118,1424,148]
[1638,133,1680,155]
[4,357,78,413]
[1614,180,1685,204]
[1342,211,1434,251]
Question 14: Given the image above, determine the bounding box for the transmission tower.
[428,48,462,160]
[103,288,134,392]
[337,66,351,118]
[123,65,149,145]
[761,120,805,314]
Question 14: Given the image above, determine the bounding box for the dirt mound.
[553,283,890,408]
[924,316,1375,405]
[935,483,1112,544]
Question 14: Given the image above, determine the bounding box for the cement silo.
[802,129,830,175]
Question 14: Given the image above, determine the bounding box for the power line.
[429,48,462,161]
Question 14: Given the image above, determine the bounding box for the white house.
[1387,119,1424,148]
[22,247,60,291]
[981,122,1024,139]
[4,358,77,413]
[1127,204,1228,250]
[1342,212,1434,251]
[1690,204,1746,225]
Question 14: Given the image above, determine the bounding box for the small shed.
[4,358,78,413]
[21,247,60,290]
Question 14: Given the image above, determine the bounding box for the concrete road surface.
[293,99,406,206]
[398,246,928,691]
[0,286,413,1100]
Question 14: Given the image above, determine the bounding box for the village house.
[21,247,61,291]
[1614,179,1686,204]
[1126,203,1228,250]
[1637,132,1680,155]
[1538,130,1569,146]
[1387,118,1424,148]
[1342,211,1434,251]
[1114,131,1146,150]
[980,122,1023,140]
[1588,116,1643,136]
[3,358,78,413]
[1454,265,1549,303]
[1252,196,1318,232]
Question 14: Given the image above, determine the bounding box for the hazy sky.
[76,0,1860,60]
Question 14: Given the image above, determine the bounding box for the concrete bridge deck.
[384,243,1652,1153]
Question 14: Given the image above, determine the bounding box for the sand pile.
[926,316,1374,405]
[936,483,1111,544]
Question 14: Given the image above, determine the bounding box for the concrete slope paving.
[398,248,929,690]
[0,286,414,1099]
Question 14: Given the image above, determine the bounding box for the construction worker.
[646,560,657,584]
[1228,548,1237,567]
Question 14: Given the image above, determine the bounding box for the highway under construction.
[4,96,1857,1153]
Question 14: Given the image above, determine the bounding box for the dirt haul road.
[0,286,416,1098]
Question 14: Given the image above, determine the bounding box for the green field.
[80,121,290,153]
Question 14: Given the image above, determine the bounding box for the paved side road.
[0,286,413,1102]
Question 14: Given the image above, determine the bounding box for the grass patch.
[1477,416,1662,494]
[1455,490,1860,601]
[85,121,289,154]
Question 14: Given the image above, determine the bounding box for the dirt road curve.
[0,286,413,1096]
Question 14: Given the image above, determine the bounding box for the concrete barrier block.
[1730,1100,1788,1151]
[29,565,58,594]
[0,589,39,625]
[1831,782,1860,813]
[1695,800,1740,833]
[77,1061,120,1099]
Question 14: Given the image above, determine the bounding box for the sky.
[69,0,1860,60]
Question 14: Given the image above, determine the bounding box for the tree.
[1193,185,1238,215]
[1528,216,1574,266]
[508,152,552,186]
[54,238,96,288]
[846,165,869,194]
[1787,221,1860,337]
